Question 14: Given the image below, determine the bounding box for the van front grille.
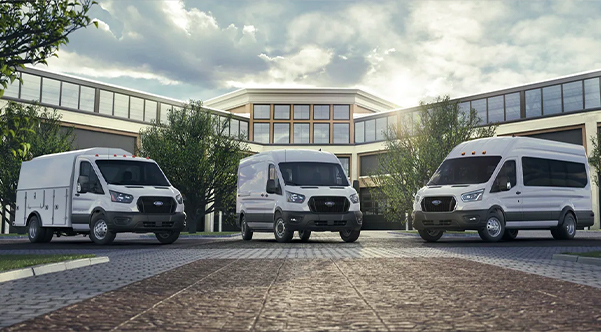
[421,197,456,212]
[314,221,347,227]
[309,196,350,213]
[137,196,176,214]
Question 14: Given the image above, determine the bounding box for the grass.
[562,251,601,258]
[0,254,96,272]
[0,233,26,237]
[180,232,238,236]
[395,230,477,234]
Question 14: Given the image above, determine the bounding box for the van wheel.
[478,211,505,242]
[241,215,253,241]
[418,229,443,242]
[298,230,311,242]
[41,229,54,243]
[155,231,180,244]
[340,229,360,243]
[502,229,519,241]
[274,214,293,243]
[552,213,577,240]
[90,214,116,245]
[27,216,46,243]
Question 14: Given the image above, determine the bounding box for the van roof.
[449,137,586,159]
[240,149,340,166]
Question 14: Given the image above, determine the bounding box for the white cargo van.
[412,137,594,242]
[236,149,363,243]
[14,148,186,245]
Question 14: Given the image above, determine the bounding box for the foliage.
[588,132,601,186]
[371,96,497,222]
[138,100,250,233]
[0,254,95,272]
[0,101,74,206]
[0,0,97,97]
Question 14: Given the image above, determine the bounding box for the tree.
[0,101,74,208]
[0,0,98,97]
[371,96,497,222]
[138,100,250,233]
[588,132,601,186]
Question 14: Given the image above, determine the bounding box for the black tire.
[241,214,253,241]
[298,230,311,242]
[27,216,46,243]
[41,228,54,243]
[502,229,519,241]
[273,213,293,243]
[339,229,360,243]
[155,231,180,244]
[90,214,116,245]
[478,210,505,242]
[418,229,443,242]
[552,213,577,240]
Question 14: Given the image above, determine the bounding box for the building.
[2,66,601,231]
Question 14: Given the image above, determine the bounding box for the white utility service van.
[14,148,186,245]
[412,137,594,242]
[236,149,363,243]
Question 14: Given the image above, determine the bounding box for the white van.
[236,149,363,243]
[412,137,594,242]
[14,148,186,245]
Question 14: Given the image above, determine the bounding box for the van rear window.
[279,162,349,186]
[428,156,502,185]
[95,160,170,186]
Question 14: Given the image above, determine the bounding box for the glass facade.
[253,105,270,119]
[98,90,113,115]
[563,81,583,113]
[471,99,487,124]
[355,121,364,143]
[145,100,157,123]
[20,73,40,102]
[333,105,350,119]
[41,78,60,105]
[293,105,310,119]
[542,85,562,115]
[338,157,350,177]
[253,123,270,143]
[333,123,349,144]
[160,103,172,124]
[80,86,95,112]
[273,123,290,144]
[129,97,144,122]
[375,117,387,141]
[526,89,542,118]
[585,78,601,109]
[61,82,79,109]
[274,105,290,119]
[313,123,329,143]
[505,93,520,121]
[294,123,310,144]
[487,95,504,123]
[314,105,330,120]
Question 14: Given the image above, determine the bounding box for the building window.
[542,85,562,115]
[375,117,387,141]
[253,104,270,119]
[333,105,350,120]
[525,89,542,118]
[313,105,330,120]
[293,105,310,120]
[399,112,413,135]
[273,123,290,144]
[240,121,249,140]
[60,82,79,109]
[79,86,95,112]
[113,93,129,118]
[129,97,144,121]
[360,154,381,176]
[160,103,172,125]
[487,95,504,123]
[98,90,113,115]
[458,101,470,116]
[145,100,157,122]
[294,123,310,144]
[563,81,583,113]
[365,119,376,142]
[338,156,350,177]
[41,78,60,105]
[253,123,270,143]
[333,123,349,144]
[2,73,20,98]
[230,119,240,137]
[313,123,329,143]
[274,105,290,119]
[388,115,397,132]
[355,121,365,143]
[505,93,520,121]
[471,99,487,124]
[584,78,601,109]
[20,73,40,102]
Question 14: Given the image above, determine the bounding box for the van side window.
[491,160,516,193]
[522,157,587,188]
[268,164,282,194]
[80,161,104,194]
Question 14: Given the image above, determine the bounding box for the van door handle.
[75,193,80,197]
[516,191,521,195]
[261,194,264,197]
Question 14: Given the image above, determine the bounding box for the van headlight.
[176,194,183,205]
[286,191,305,203]
[461,189,484,202]
[110,190,134,203]
[414,194,421,205]
[349,193,359,204]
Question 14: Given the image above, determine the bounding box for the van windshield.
[428,156,502,186]
[279,162,349,186]
[95,160,170,186]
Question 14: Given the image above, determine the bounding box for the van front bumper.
[412,210,489,231]
[281,210,363,232]
[105,212,186,233]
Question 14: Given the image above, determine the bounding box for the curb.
[552,254,601,266]
[389,231,479,238]
[0,256,110,283]
[142,233,241,238]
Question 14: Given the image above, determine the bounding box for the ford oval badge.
[325,201,335,207]
[432,200,442,206]
[154,201,164,206]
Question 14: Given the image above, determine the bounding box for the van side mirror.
[352,180,360,192]
[78,175,89,193]
[506,181,512,190]
[266,179,277,194]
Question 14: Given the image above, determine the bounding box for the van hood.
[107,184,180,196]
[416,184,485,199]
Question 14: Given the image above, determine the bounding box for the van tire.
[478,211,505,242]
[41,229,54,243]
[418,229,443,242]
[552,213,576,240]
[274,213,293,243]
[90,214,116,245]
[155,231,180,244]
[340,229,360,243]
[502,229,518,241]
[241,215,253,241]
[27,216,46,243]
[298,230,311,242]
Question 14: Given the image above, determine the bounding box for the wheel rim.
[565,216,575,236]
[94,219,108,240]
[158,232,171,239]
[341,229,352,237]
[241,218,247,235]
[486,217,502,238]
[426,230,440,236]
[29,220,37,238]
[275,218,286,238]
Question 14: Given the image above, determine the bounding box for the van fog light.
[290,218,298,222]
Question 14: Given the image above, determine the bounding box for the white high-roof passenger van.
[236,149,363,243]
[412,137,594,242]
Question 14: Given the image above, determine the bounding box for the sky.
[37,0,601,108]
